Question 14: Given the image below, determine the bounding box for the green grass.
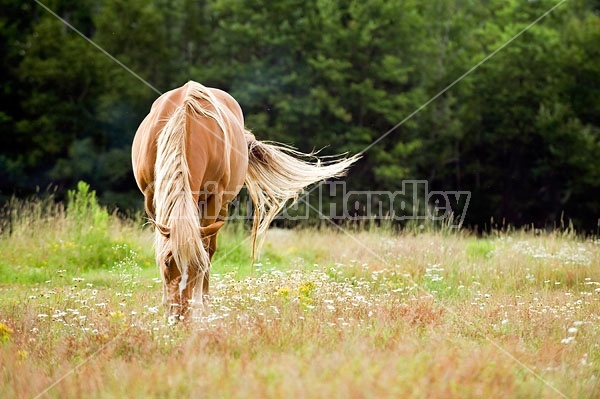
[465,239,495,259]
[1,191,599,398]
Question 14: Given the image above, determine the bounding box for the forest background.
[0,0,599,232]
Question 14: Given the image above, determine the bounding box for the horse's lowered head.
[154,219,224,321]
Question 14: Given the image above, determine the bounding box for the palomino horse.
[132,81,358,319]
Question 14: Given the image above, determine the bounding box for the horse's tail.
[153,84,224,306]
[244,133,360,259]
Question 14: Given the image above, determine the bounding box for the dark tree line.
[1,0,599,231]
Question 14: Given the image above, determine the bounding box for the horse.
[132,81,358,320]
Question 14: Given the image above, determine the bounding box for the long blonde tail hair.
[153,83,227,300]
[245,136,360,259]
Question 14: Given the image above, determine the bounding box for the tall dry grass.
[0,192,599,398]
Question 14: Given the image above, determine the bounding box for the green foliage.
[65,181,113,264]
[465,240,495,260]
[0,182,154,285]
[61,182,130,273]
[0,0,599,231]
[67,181,107,225]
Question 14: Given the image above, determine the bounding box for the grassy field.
[1,188,599,398]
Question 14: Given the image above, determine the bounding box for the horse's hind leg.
[201,270,210,305]
[188,233,214,313]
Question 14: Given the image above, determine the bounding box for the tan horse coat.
[132,81,358,319]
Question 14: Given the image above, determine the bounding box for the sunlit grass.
[0,193,599,398]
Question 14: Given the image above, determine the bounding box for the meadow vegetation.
[0,187,599,398]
